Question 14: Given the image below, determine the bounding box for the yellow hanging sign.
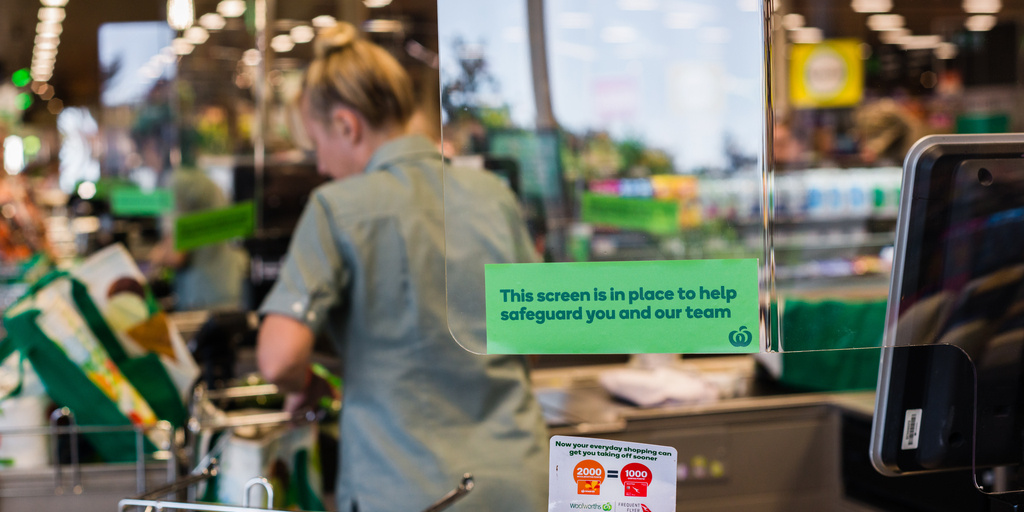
[790,39,864,109]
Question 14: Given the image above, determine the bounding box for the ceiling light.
[782,13,805,30]
[363,0,393,6]
[850,0,892,12]
[290,25,315,43]
[242,48,261,66]
[171,37,194,55]
[167,0,194,30]
[962,0,1001,13]
[312,15,337,28]
[900,35,942,50]
[362,19,404,33]
[217,0,246,18]
[878,28,910,44]
[965,14,997,31]
[33,48,58,59]
[935,42,958,59]
[270,34,294,53]
[34,37,58,50]
[38,7,65,23]
[36,21,63,36]
[198,13,226,30]
[184,26,209,44]
[866,13,904,30]
[789,26,824,44]
[41,0,69,6]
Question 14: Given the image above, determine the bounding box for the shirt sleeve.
[259,192,349,333]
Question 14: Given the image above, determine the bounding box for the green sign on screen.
[174,201,255,251]
[580,193,679,235]
[110,188,174,217]
[484,259,760,354]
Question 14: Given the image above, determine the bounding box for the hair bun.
[314,22,359,59]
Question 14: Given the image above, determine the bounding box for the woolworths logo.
[568,503,612,510]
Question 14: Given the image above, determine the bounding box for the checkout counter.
[530,355,988,512]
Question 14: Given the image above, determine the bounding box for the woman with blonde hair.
[256,23,548,511]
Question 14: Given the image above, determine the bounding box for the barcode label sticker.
[902,408,922,450]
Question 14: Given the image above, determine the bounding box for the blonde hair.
[305,22,415,129]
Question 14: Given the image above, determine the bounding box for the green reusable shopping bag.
[778,298,885,391]
[0,271,186,461]
[0,311,157,463]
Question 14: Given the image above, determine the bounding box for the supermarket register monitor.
[871,134,1024,481]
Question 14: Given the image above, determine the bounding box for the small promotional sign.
[174,201,255,251]
[549,435,677,512]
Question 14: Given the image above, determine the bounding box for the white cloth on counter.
[598,366,720,408]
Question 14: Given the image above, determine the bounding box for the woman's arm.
[257,314,315,394]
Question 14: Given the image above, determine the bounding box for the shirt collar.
[364,135,441,173]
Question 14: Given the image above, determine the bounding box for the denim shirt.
[260,135,548,512]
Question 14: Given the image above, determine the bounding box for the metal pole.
[526,0,556,130]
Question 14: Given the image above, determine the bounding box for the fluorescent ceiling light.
[851,0,891,13]
[789,26,823,44]
[878,28,910,44]
[33,48,58,59]
[866,13,904,30]
[199,13,226,30]
[38,7,65,23]
[963,0,1000,13]
[184,26,209,44]
[242,48,261,66]
[34,37,58,50]
[362,19,404,33]
[290,25,315,44]
[217,0,246,18]
[965,14,998,31]
[37,22,63,36]
[312,15,337,28]
[171,38,194,55]
[900,35,942,50]
[935,42,958,59]
[782,13,805,30]
[363,0,392,6]
[270,34,295,53]
[167,0,194,30]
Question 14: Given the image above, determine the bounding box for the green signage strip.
[110,188,174,217]
[580,193,679,235]
[174,201,255,251]
[484,259,760,354]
